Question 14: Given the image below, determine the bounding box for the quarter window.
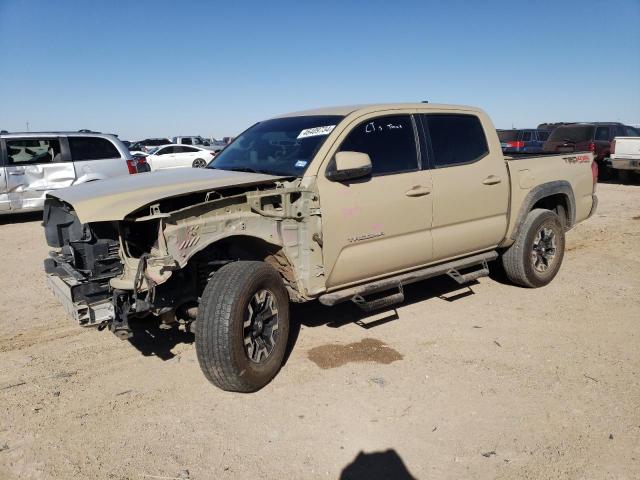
[6,138,61,165]
[338,115,418,175]
[68,137,120,160]
[423,114,489,167]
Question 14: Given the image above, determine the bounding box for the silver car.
[0,131,141,213]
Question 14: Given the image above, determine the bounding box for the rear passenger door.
[68,136,126,182]
[4,137,74,210]
[419,114,510,261]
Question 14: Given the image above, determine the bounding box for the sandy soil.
[1,183,639,480]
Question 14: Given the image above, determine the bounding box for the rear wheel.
[196,261,290,392]
[192,158,207,168]
[501,209,565,288]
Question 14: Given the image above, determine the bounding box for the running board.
[318,251,498,307]
[446,260,490,285]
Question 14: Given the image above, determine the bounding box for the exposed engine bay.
[42,178,324,339]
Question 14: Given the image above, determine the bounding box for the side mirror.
[326,151,372,182]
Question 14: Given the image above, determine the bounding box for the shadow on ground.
[0,211,42,225]
[127,319,194,360]
[340,449,416,480]
[123,265,505,364]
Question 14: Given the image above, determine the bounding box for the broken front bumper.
[46,273,115,326]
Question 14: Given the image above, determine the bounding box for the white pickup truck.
[611,136,640,181]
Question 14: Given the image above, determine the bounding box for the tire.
[192,158,207,168]
[196,261,290,392]
[501,209,565,288]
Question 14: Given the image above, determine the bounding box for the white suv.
[0,131,145,214]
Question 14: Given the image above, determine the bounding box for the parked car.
[42,103,598,392]
[0,132,147,213]
[129,138,172,153]
[543,122,640,177]
[497,129,550,154]
[145,144,216,170]
[173,136,212,148]
[610,136,640,181]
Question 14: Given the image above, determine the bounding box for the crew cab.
[42,103,598,392]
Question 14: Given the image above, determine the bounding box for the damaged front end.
[43,177,324,340]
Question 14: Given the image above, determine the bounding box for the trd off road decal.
[563,154,591,164]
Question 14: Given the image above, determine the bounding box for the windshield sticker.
[297,125,336,139]
[294,160,308,168]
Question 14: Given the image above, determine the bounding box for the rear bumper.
[46,273,115,326]
[610,158,640,171]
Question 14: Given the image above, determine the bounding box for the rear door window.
[6,138,62,165]
[68,137,120,160]
[182,138,193,145]
[594,127,611,141]
[338,115,419,176]
[423,114,489,167]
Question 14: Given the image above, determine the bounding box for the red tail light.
[126,159,138,174]
[611,139,616,154]
[588,142,596,152]
[591,160,598,190]
[507,141,525,148]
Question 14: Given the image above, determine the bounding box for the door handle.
[405,185,431,197]
[483,175,502,185]
[9,171,25,176]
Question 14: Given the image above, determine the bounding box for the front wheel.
[501,209,565,288]
[196,261,290,392]
[192,158,207,168]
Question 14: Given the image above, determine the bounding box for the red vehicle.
[543,122,640,178]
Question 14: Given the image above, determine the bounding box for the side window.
[614,125,626,137]
[182,138,192,145]
[537,131,550,142]
[521,131,532,142]
[6,138,61,165]
[156,147,170,155]
[626,126,640,136]
[68,137,120,160]
[423,114,489,168]
[338,115,418,175]
[594,127,610,141]
[173,146,186,153]
[183,147,198,153]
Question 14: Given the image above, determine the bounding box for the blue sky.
[1,0,638,140]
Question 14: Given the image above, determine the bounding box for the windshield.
[210,115,344,176]
[498,130,519,142]
[548,125,594,143]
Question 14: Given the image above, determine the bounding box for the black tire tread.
[195,261,286,392]
[502,208,564,288]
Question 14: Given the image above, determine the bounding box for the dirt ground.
[1,182,639,480]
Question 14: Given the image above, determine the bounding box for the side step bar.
[318,251,498,307]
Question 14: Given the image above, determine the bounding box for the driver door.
[316,113,434,288]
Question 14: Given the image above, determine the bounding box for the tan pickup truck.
[42,103,598,392]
